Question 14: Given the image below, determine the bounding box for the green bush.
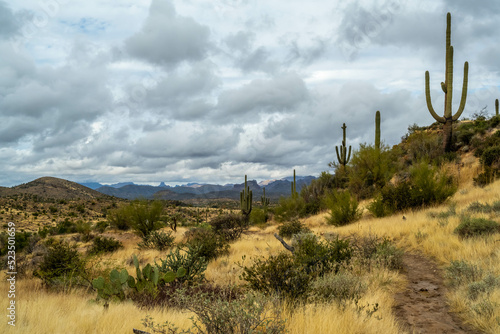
[324,190,362,226]
[88,236,123,255]
[300,171,335,215]
[241,234,352,301]
[209,213,248,241]
[183,228,229,262]
[241,252,311,300]
[0,231,33,256]
[347,144,397,199]
[108,200,165,237]
[138,230,175,251]
[375,161,457,215]
[249,208,268,225]
[274,195,307,222]
[292,233,353,277]
[454,216,500,238]
[34,239,86,287]
[277,219,310,239]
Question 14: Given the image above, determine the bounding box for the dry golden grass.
[1,175,498,333]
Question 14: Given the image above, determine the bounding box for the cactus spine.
[336,123,351,169]
[496,99,499,116]
[425,12,469,152]
[240,175,252,217]
[291,169,298,198]
[375,111,381,151]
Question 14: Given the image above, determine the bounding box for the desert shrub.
[249,208,268,225]
[274,195,307,222]
[454,216,500,238]
[474,145,500,186]
[309,271,366,305]
[34,239,86,287]
[142,291,285,334]
[277,219,310,239]
[467,274,499,301]
[107,206,131,231]
[94,221,109,233]
[183,228,229,262]
[292,233,353,277]
[156,246,208,284]
[445,260,483,288]
[403,131,443,165]
[242,234,352,301]
[372,238,404,270]
[108,200,165,237]
[138,230,175,251]
[347,144,397,199]
[466,201,500,214]
[209,213,248,241]
[366,196,389,218]
[133,281,241,310]
[0,231,33,256]
[88,236,123,255]
[324,190,362,226]
[300,171,335,214]
[347,234,402,270]
[241,252,311,300]
[376,161,456,215]
[54,218,78,234]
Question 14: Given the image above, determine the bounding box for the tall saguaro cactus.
[375,110,381,151]
[291,169,298,198]
[336,123,351,169]
[425,12,469,152]
[261,187,270,208]
[495,99,499,116]
[240,175,252,218]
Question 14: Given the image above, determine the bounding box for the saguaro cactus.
[261,187,270,208]
[291,169,298,198]
[240,175,252,217]
[425,12,469,152]
[495,99,499,116]
[375,110,381,151]
[336,123,351,168]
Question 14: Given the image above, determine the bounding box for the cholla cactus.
[425,12,469,152]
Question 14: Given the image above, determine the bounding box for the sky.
[0,0,499,187]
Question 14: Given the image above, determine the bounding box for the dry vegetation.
[1,158,499,333]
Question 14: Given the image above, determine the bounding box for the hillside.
[0,176,110,200]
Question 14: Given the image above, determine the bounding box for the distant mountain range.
[0,175,317,202]
[83,176,317,200]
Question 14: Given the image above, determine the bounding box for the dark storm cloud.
[0,1,21,38]
[125,0,211,66]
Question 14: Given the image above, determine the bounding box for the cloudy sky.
[0,0,499,187]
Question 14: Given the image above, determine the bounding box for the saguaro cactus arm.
[425,71,446,123]
[452,58,469,121]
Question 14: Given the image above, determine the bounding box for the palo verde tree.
[425,12,469,152]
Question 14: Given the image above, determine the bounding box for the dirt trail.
[393,253,482,334]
